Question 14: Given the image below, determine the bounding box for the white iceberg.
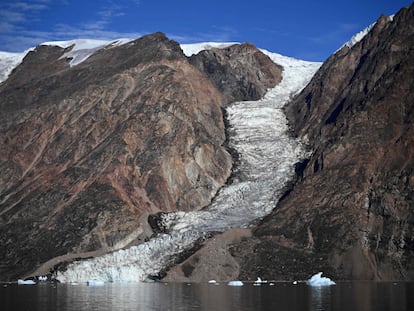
[254,277,267,286]
[17,279,36,285]
[306,272,336,286]
[87,279,105,286]
[227,280,244,286]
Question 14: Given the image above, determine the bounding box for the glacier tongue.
[56,50,321,283]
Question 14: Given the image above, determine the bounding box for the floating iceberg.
[255,277,267,284]
[254,277,267,286]
[17,279,36,285]
[87,280,105,286]
[227,280,244,286]
[306,272,336,286]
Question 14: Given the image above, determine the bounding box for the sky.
[0,0,412,61]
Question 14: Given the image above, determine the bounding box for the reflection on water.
[309,285,332,310]
[1,282,413,311]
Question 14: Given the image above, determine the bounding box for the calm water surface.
[1,281,413,311]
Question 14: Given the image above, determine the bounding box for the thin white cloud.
[8,2,49,11]
[338,23,360,32]
[307,22,361,45]
[172,25,239,44]
[81,20,111,31]
[0,22,14,32]
[0,9,26,23]
[0,0,235,52]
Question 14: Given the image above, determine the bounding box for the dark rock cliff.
[233,5,414,281]
[189,43,282,103]
[0,33,281,281]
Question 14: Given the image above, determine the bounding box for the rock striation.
[0,33,281,281]
[233,5,414,281]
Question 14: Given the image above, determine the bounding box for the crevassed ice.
[56,48,321,283]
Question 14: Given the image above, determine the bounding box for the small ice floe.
[18,279,36,285]
[86,280,105,286]
[227,280,244,286]
[269,283,275,286]
[254,277,267,284]
[38,276,47,282]
[208,280,217,284]
[293,281,298,285]
[306,272,335,286]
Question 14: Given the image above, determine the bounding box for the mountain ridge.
[0,32,286,281]
[230,4,414,281]
[0,5,412,283]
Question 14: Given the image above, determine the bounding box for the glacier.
[55,44,321,283]
[0,38,321,283]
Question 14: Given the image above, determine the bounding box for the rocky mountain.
[189,43,282,103]
[230,4,414,281]
[0,33,281,281]
[1,3,413,284]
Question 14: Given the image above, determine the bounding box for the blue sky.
[0,0,412,61]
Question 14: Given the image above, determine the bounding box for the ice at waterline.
[306,272,336,286]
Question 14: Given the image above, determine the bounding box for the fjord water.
[2,282,413,311]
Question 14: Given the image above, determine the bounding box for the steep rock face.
[234,5,414,281]
[0,33,233,281]
[189,43,282,102]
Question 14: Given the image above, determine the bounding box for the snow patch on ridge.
[180,42,238,56]
[42,38,133,66]
[343,22,376,49]
[56,48,321,283]
[0,51,28,83]
[338,14,393,52]
[0,39,134,82]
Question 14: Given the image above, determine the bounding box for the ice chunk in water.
[18,279,36,285]
[228,280,244,286]
[306,272,335,286]
[87,279,105,286]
